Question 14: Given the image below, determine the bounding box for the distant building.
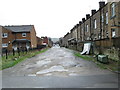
[41,36,53,47]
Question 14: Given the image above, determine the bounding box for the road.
[2,46,118,88]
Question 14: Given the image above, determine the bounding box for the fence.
[2,45,47,59]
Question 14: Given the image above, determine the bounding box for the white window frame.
[101,14,104,22]
[94,19,97,29]
[86,24,89,32]
[2,43,8,48]
[2,33,8,38]
[22,33,26,37]
[106,12,108,24]
[112,29,116,37]
[111,3,115,17]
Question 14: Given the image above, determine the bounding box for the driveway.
[2,46,118,88]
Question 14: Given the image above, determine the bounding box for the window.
[101,14,104,22]
[94,19,97,29]
[86,24,89,32]
[112,29,116,37]
[2,43,8,47]
[22,33,26,37]
[106,31,109,38]
[106,12,108,24]
[98,33,101,39]
[111,3,115,17]
[2,33,8,38]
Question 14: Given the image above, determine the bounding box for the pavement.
[1,45,119,88]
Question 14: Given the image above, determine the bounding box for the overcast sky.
[0,0,107,38]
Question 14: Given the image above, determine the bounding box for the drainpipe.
[99,7,102,54]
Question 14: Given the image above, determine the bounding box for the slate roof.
[4,25,33,32]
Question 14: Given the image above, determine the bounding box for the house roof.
[4,25,33,32]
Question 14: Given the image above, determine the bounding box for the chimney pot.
[86,14,90,19]
[82,18,85,23]
[76,24,79,27]
[91,9,96,15]
[99,1,105,8]
[79,21,82,25]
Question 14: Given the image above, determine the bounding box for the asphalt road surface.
[1,45,118,88]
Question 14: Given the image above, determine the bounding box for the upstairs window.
[86,24,89,32]
[93,19,97,29]
[111,3,115,17]
[106,12,108,24]
[101,14,104,22]
[22,33,26,37]
[2,33,8,38]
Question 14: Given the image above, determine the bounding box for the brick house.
[41,36,53,47]
[1,25,37,51]
[0,26,13,51]
[37,36,43,47]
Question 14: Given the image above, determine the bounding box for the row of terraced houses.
[0,25,53,54]
[59,1,120,61]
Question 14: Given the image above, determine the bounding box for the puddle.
[27,67,35,69]
[76,64,83,67]
[59,60,77,67]
[44,73,52,76]
[36,65,68,74]
[28,74,36,76]
[37,60,51,66]
[69,73,79,76]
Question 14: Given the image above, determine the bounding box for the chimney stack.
[76,24,79,27]
[82,18,85,23]
[79,21,82,25]
[99,1,105,8]
[86,14,90,19]
[91,9,96,15]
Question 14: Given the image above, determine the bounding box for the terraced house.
[0,25,37,52]
[60,1,120,61]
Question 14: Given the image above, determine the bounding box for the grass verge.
[0,48,48,70]
[74,52,119,73]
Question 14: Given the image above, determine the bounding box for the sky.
[0,0,107,38]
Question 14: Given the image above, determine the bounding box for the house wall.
[37,37,43,46]
[92,11,101,40]
[108,2,120,39]
[100,4,108,39]
[13,32,31,40]
[1,27,13,51]
[30,26,37,48]
[73,28,78,40]
[84,18,91,41]
[81,23,85,42]
[77,23,82,42]
[0,26,2,56]
[65,33,71,47]
[42,37,49,44]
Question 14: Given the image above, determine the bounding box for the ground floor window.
[2,43,8,47]
[112,29,116,37]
